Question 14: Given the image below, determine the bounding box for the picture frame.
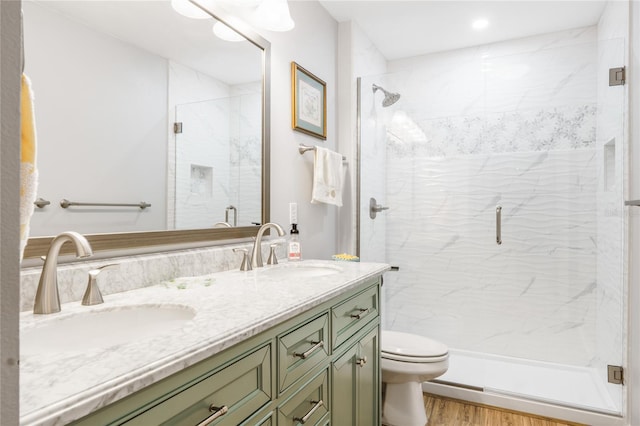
[291,62,327,139]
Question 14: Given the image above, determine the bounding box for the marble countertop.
[19,260,389,426]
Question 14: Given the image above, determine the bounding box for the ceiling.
[30,1,608,80]
[318,0,608,60]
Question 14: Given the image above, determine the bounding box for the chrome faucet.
[251,222,285,268]
[33,231,93,314]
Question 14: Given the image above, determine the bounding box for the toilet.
[381,330,449,426]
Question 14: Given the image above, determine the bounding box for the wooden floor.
[423,393,586,426]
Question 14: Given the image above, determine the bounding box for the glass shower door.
[171,92,262,229]
[358,34,626,415]
[174,99,231,230]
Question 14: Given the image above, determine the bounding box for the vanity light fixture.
[172,0,295,39]
[170,0,210,19]
[251,0,295,31]
[213,21,246,42]
[472,18,489,30]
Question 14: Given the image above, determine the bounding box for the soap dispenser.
[288,224,301,261]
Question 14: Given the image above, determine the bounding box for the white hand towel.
[311,146,343,207]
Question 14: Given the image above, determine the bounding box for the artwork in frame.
[291,62,327,140]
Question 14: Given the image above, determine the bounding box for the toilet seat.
[382,331,448,363]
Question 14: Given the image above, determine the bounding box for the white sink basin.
[257,263,342,279]
[21,305,195,355]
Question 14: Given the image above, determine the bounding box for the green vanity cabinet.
[70,276,382,426]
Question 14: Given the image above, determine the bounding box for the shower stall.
[358,26,626,419]
[170,92,262,230]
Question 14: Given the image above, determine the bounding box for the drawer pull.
[196,404,228,426]
[356,356,368,367]
[293,400,324,424]
[350,308,369,319]
[294,340,324,359]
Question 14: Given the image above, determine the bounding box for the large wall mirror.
[22,0,270,258]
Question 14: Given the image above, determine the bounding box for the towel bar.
[298,144,346,161]
[60,199,151,210]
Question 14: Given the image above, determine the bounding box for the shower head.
[372,83,401,107]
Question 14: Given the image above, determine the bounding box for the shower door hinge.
[173,122,183,134]
[608,365,624,384]
[609,67,626,86]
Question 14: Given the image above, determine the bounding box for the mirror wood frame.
[23,2,271,259]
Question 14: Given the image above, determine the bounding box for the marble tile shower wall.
[168,61,230,229]
[229,86,262,226]
[175,98,232,229]
[385,150,597,364]
[167,64,262,229]
[380,28,602,365]
[173,90,262,228]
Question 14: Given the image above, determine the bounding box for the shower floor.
[431,349,620,415]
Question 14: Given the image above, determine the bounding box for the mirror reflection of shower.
[372,83,401,107]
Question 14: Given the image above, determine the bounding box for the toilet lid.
[381,330,448,358]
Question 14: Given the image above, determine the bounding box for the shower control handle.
[370,197,389,219]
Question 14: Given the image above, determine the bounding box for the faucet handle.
[267,244,279,265]
[82,263,118,306]
[233,248,252,271]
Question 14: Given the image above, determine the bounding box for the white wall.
[257,1,339,260]
[23,1,168,235]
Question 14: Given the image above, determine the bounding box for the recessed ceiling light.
[472,19,489,30]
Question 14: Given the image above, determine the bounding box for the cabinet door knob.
[356,356,368,367]
[196,404,228,426]
[293,400,324,424]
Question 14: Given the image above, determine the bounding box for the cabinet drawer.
[278,313,330,393]
[277,369,329,426]
[332,284,379,349]
[126,344,271,425]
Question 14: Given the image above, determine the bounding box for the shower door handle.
[496,206,502,245]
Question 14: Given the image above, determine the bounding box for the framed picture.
[291,62,327,140]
